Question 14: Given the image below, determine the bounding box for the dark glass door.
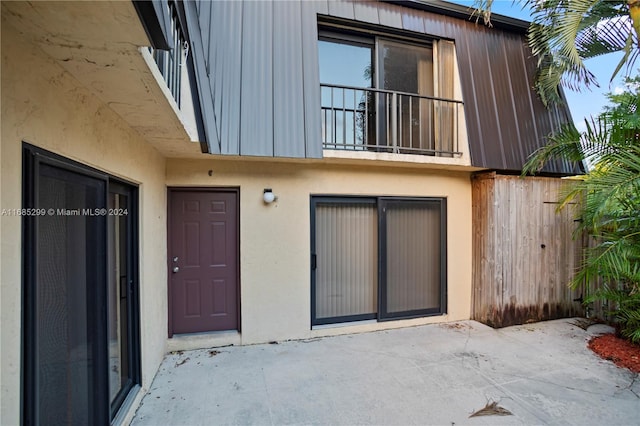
[23,145,140,426]
[26,161,108,425]
[107,182,139,416]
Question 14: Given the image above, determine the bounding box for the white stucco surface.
[166,158,473,347]
[1,21,169,426]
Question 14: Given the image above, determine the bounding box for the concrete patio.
[131,319,639,425]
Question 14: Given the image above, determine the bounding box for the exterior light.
[263,188,277,204]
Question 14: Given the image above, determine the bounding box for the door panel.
[34,163,107,426]
[23,145,140,425]
[313,200,378,325]
[380,199,444,318]
[169,190,239,334]
[311,196,446,325]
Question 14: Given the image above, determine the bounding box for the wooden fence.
[471,172,586,327]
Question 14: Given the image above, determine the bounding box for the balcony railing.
[149,2,187,107]
[321,83,463,157]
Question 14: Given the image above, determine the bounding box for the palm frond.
[527,0,635,105]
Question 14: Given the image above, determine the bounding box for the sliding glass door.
[107,183,139,417]
[313,199,378,324]
[28,161,108,425]
[379,199,445,319]
[311,196,447,325]
[23,145,139,425]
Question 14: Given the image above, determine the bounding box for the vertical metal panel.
[301,0,323,158]
[353,1,380,24]
[486,32,521,169]
[183,0,578,171]
[216,0,243,155]
[240,0,274,156]
[401,9,425,33]
[312,0,329,16]
[504,37,534,164]
[210,0,226,146]
[183,1,220,153]
[196,0,211,69]
[376,0,578,174]
[378,5,402,28]
[152,0,172,42]
[466,28,506,168]
[456,30,486,166]
[273,1,306,157]
[327,0,354,20]
[424,18,448,38]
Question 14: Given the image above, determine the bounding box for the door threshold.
[312,319,377,330]
[167,330,241,352]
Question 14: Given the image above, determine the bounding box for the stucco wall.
[2,12,474,424]
[1,23,168,425]
[166,158,473,347]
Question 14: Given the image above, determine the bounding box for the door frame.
[166,187,241,337]
[310,195,448,326]
[22,143,141,425]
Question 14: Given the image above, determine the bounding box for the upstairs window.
[319,29,461,156]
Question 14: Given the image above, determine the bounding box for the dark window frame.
[22,143,141,425]
[106,180,141,418]
[317,28,435,93]
[310,196,378,326]
[377,197,448,321]
[318,22,462,156]
[310,195,447,327]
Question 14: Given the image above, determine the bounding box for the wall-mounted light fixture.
[263,188,277,204]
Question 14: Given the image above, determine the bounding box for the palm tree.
[475,2,640,343]
[474,0,640,105]
[523,77,640,342]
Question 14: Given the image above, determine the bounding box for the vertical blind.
[436,40,456,155]
[313,198,445,324]
[315,202,378,319]
[385,203,441,313]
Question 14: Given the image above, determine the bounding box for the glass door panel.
[380,199,445,319]
[313,200,378,324]
[377,40,434,152]
[24,145,140,426]
[107,191,130,409]
[319,38,374,148]
[33,163,107,425]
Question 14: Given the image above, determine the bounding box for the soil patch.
[588,333,640,374]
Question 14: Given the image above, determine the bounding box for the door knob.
[173,266,179,273]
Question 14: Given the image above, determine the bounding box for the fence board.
[472,172,584,327]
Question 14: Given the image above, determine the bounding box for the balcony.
[149,2,187,107]
[321,84,463,157]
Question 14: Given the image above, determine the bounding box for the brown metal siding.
[431,16,577,173]
[185,0,580,171]
[319,0,580,174]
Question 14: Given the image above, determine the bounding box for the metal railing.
[149,2,187,107]
[321,83,463,156]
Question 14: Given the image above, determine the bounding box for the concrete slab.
[131,319,639,425]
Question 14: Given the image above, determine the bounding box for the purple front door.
[169,189,239,335]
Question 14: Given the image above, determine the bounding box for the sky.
[449,0,627,131]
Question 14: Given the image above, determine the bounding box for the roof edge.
[387,0,531,34]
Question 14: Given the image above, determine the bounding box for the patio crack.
[626,374,639,399]
[261,369,276,425]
